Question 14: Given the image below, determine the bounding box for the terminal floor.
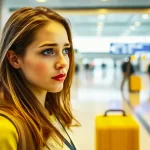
[71,68,150,150]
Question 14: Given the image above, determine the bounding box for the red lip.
[52,74,66,81]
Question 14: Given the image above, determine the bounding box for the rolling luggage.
[129,75,141,92]
[95,110,139,150]
[129,93,140,107]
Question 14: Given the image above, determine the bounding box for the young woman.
[0,6,80,150]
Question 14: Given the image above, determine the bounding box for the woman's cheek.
[34,62,49,76]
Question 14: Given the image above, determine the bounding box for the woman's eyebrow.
[38,43,71,48]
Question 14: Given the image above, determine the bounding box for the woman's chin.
[48,87,63,93]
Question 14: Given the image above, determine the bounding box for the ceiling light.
[142,14,149,19]
[98,9,108,14]
[135,21,141,27]
[36,0,47,2]
[102,0,108,1]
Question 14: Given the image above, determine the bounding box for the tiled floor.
[71,66,150,150]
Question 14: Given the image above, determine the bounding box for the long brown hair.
[0,6,79,149]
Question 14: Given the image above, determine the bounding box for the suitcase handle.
[104,109,126,116]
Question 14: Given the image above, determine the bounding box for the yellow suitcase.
[95,110,139,150]
[129,75,141,92]
[129,93,140,107]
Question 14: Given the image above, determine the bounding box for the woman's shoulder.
[0,116,18,150]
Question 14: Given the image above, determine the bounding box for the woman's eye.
[41,49,55,55]
[63,48,70,55]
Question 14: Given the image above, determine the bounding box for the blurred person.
[101,63,107,79]
[84,63,89,70]
[89,61,95,70]
[74,49,80,74]
[147,63,150,80]
[0,6,80,150]
[148,63,150,93]
[121,56,135,91]
[101,63,107,69]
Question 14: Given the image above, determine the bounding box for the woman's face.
[18,21,70,93]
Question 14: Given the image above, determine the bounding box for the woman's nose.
[55,54,68,69]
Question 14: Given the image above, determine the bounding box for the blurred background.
[0,0,150,150]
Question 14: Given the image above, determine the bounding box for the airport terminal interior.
[0,0,150,150]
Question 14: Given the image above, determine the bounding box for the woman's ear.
[6,50,21,69]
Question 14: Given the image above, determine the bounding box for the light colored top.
[0,115,77,150]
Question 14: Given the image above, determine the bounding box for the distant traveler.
[148,63,150,79]
[121,57,135,90]
[74,49,80,74]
